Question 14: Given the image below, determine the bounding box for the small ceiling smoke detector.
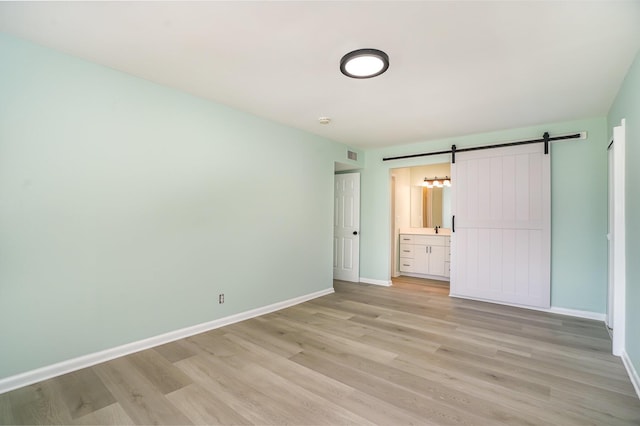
[340,48,389,79]
[318,117,331,124]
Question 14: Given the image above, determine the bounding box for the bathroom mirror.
[409,163,452,228]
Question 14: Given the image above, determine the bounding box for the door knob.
[353,231,358,235]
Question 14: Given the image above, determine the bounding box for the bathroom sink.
[399,228,451,236]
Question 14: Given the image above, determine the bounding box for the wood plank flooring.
[1,277,639,425]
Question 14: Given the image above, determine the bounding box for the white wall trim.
[450,293,605,321]
[547,306,606,321]
[359,277,392,287]
[0,287,334,395]
[621,350,640,400]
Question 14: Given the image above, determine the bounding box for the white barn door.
[333,173,360,282]
[451,143,551,308]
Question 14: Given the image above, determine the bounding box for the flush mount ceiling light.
[340,48,389,79]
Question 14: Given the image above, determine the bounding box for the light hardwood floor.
[1,277,639,425]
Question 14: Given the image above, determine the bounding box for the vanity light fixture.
[340,48,389,79]
[422,176,452,188]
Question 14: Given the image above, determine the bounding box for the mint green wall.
[0,34,361,379]
[607,50,640,375]
[361,117,609,313]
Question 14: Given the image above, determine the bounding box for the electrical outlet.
[218,293,224,304]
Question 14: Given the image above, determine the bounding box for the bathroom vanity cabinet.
[399,234,450,280]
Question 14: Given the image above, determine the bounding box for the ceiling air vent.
[347,150,358,161]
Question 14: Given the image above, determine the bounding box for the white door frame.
[391,175,398,278]
[609,119,626,356]
[607,142,614,329]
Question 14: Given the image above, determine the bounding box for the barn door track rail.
[382,132,586,163]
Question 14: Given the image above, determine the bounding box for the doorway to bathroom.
[390,163,452,287]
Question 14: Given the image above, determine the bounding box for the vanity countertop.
[400,228,451,236]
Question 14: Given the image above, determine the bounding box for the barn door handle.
[452,215,455,233]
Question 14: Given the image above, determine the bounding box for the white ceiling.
[1,1,638,148]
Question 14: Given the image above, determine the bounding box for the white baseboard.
[359,277,392,287]
[0,287,334,395]
[622,350,640,400]
[450,293,606,321]
[547,306,606,321]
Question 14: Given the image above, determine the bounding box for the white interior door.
[451,143,551,308]
[609,120,626,356]
[607,143,614,329]
[333,173,360,282]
